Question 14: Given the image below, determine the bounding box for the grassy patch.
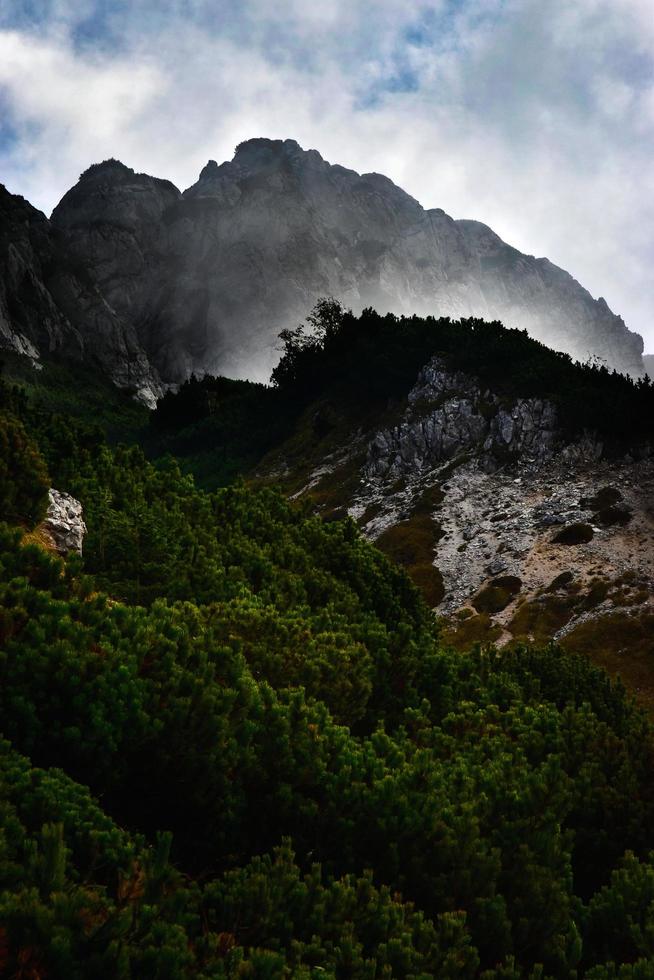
[412,482,445,515]
[375,514,438,566]
[582,578,610,610]
[375,513,444,606]
[562,611,654,711]
[20,525,58,554]
[472,575,522,614]
[357,500,383,526]
[509,594,576,641]
[406,562,445,606]
[441,612,502,650]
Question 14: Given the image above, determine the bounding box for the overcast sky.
[1,0,652,351]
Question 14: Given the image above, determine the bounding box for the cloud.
[0,0,652,350]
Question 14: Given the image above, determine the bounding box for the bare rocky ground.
[275,357,654,703]
[348,450,652,619]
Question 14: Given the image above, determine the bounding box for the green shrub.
[546,570,575,591]
[473,575,522,614]
[0,411,49,527]
[553,522,595,545]
[596,505,632,527]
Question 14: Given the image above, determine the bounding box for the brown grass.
[562,611,654,711]
[441,612,502,650]
[509,594,576,641]
[20,525,57,554]
[375,513,444,606]
[407,562,445,606]
[376,514,438,566]
[472,575,522,615]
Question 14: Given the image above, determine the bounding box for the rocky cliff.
[0,180,163,405]
[365,356,560,479]
[1,138,645,392]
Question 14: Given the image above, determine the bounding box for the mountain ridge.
[0,137,646,401]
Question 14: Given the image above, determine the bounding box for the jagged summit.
[198,159,220,181]
[0,137,645,396]
[234,135,305,159]
[78,158,134,180]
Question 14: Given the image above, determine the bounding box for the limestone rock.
[0,180,163,406]
[1,139,645,392]
[43,489,87,556]
[365,356,559,477]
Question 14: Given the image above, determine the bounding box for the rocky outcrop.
[1,139,645,392]
[0,184,81,362]
[42,489,87,555]
[51,160,180,393]
[0,178,164,406]
[365,357,560,478]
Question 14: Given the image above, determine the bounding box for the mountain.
[0,181,163,405]
[0,139,644,397]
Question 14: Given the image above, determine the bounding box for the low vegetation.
[146,302,654,489]
[375,487,445,607]
[553,522,595,545]
[472,575,522,614]
[1,313,654,975]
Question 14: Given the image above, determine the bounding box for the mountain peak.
[234,136,302,158]
[17,137,644,390]
[231,137,324,174]
[78,158,134,181]
[198,159,220,181]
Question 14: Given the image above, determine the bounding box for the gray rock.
[43,489,87,555]
[537,513,564,527]
[365,356,560,477]
[2,138,642,396]
[0,179,163,406]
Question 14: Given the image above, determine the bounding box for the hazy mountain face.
[0,178,163,404]
[0,138,645,397]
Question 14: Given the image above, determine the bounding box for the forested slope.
[148,304,654,491]
[1,354,654,977]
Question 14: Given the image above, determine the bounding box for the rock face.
[0,184,80,362]
[1,139,645,391]
[365,356,559,478]
[42,489,87,556]
[50,160,180,395]
[0,178,163,406]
